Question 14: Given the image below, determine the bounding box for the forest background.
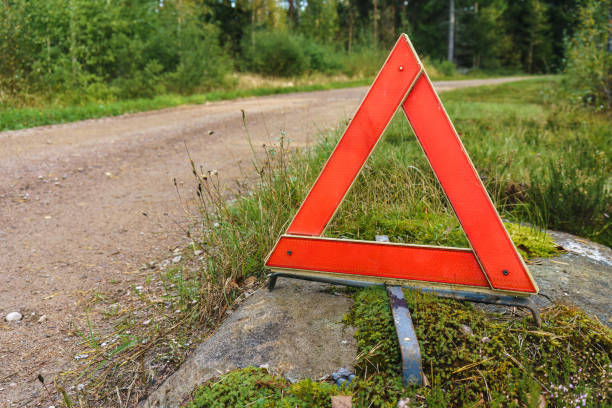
[0,0,610,111]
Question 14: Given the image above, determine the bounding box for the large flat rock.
[143,280,356,408]
[529,230,611,326]
[143,231,610,407]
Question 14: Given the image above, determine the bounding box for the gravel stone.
[5,312,22,322]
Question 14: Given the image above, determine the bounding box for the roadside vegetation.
[0,0,587,130]
[62,75,610,406]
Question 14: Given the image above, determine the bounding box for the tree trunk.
[348,5,354,54]
[288,0,296,25]
[528,42,533,73]
[391,0,396,47]
[608,1,612,52]
[373,0,378,49]
[448,0,455,62]
[70,0,77,85]
[251,0,255,47]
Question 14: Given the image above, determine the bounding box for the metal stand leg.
[412,287,542,327]
[268,272,376,291]
[386,286,423,386]
[268,273,541,326]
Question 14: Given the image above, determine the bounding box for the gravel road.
[0,77,529,406]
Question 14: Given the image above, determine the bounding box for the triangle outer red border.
[402,75,537,293]
[268,236,490,288]
[266,34,538,294]
[286,35,422,235]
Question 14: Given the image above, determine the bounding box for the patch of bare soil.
[0,77,529,407]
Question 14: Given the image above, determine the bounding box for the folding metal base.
[268,272,542,387]
[268,273,541,326]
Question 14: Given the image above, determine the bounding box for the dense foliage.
[561,0,612,110]
[0,0,600,107]
[0,0,231,105]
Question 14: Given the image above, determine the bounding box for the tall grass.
[330,78,610,247]
[441,79,611,246]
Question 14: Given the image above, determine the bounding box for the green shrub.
[434,59,457,77]
[241,31,310,77]
[339,48,388,77]
[420,56,457,79]
[241,31,344,77]
[113,60,165,99]
[167,24,232,94]
[299,39,343,74]
[562,0,612,110]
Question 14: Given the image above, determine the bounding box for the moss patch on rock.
[184,287,610,407]
[344,287,611,407]
[184,367,344,407]
[504,222,561,259]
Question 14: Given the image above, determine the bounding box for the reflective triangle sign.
[265,34,538,295]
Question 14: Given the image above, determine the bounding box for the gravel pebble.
[5,312,22,322]
[459,324,474,337]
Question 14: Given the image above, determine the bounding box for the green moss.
[184,367,343,408]
[344,287,612,407]
[504,223,560,259]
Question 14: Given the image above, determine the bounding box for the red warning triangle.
[265,34,538,295]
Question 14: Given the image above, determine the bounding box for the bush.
[241,30,343,77]
[241,31,309,77]
[168,24,232,94]
[562,0,612,110]
[339,48,388,77]
[299,39,343,74]
[113,60,165,99]
[422,57,457,78]
[435,59,457,77]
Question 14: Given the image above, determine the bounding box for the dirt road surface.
[0,77,528,407]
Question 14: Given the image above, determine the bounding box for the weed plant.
[184,367,341,408]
